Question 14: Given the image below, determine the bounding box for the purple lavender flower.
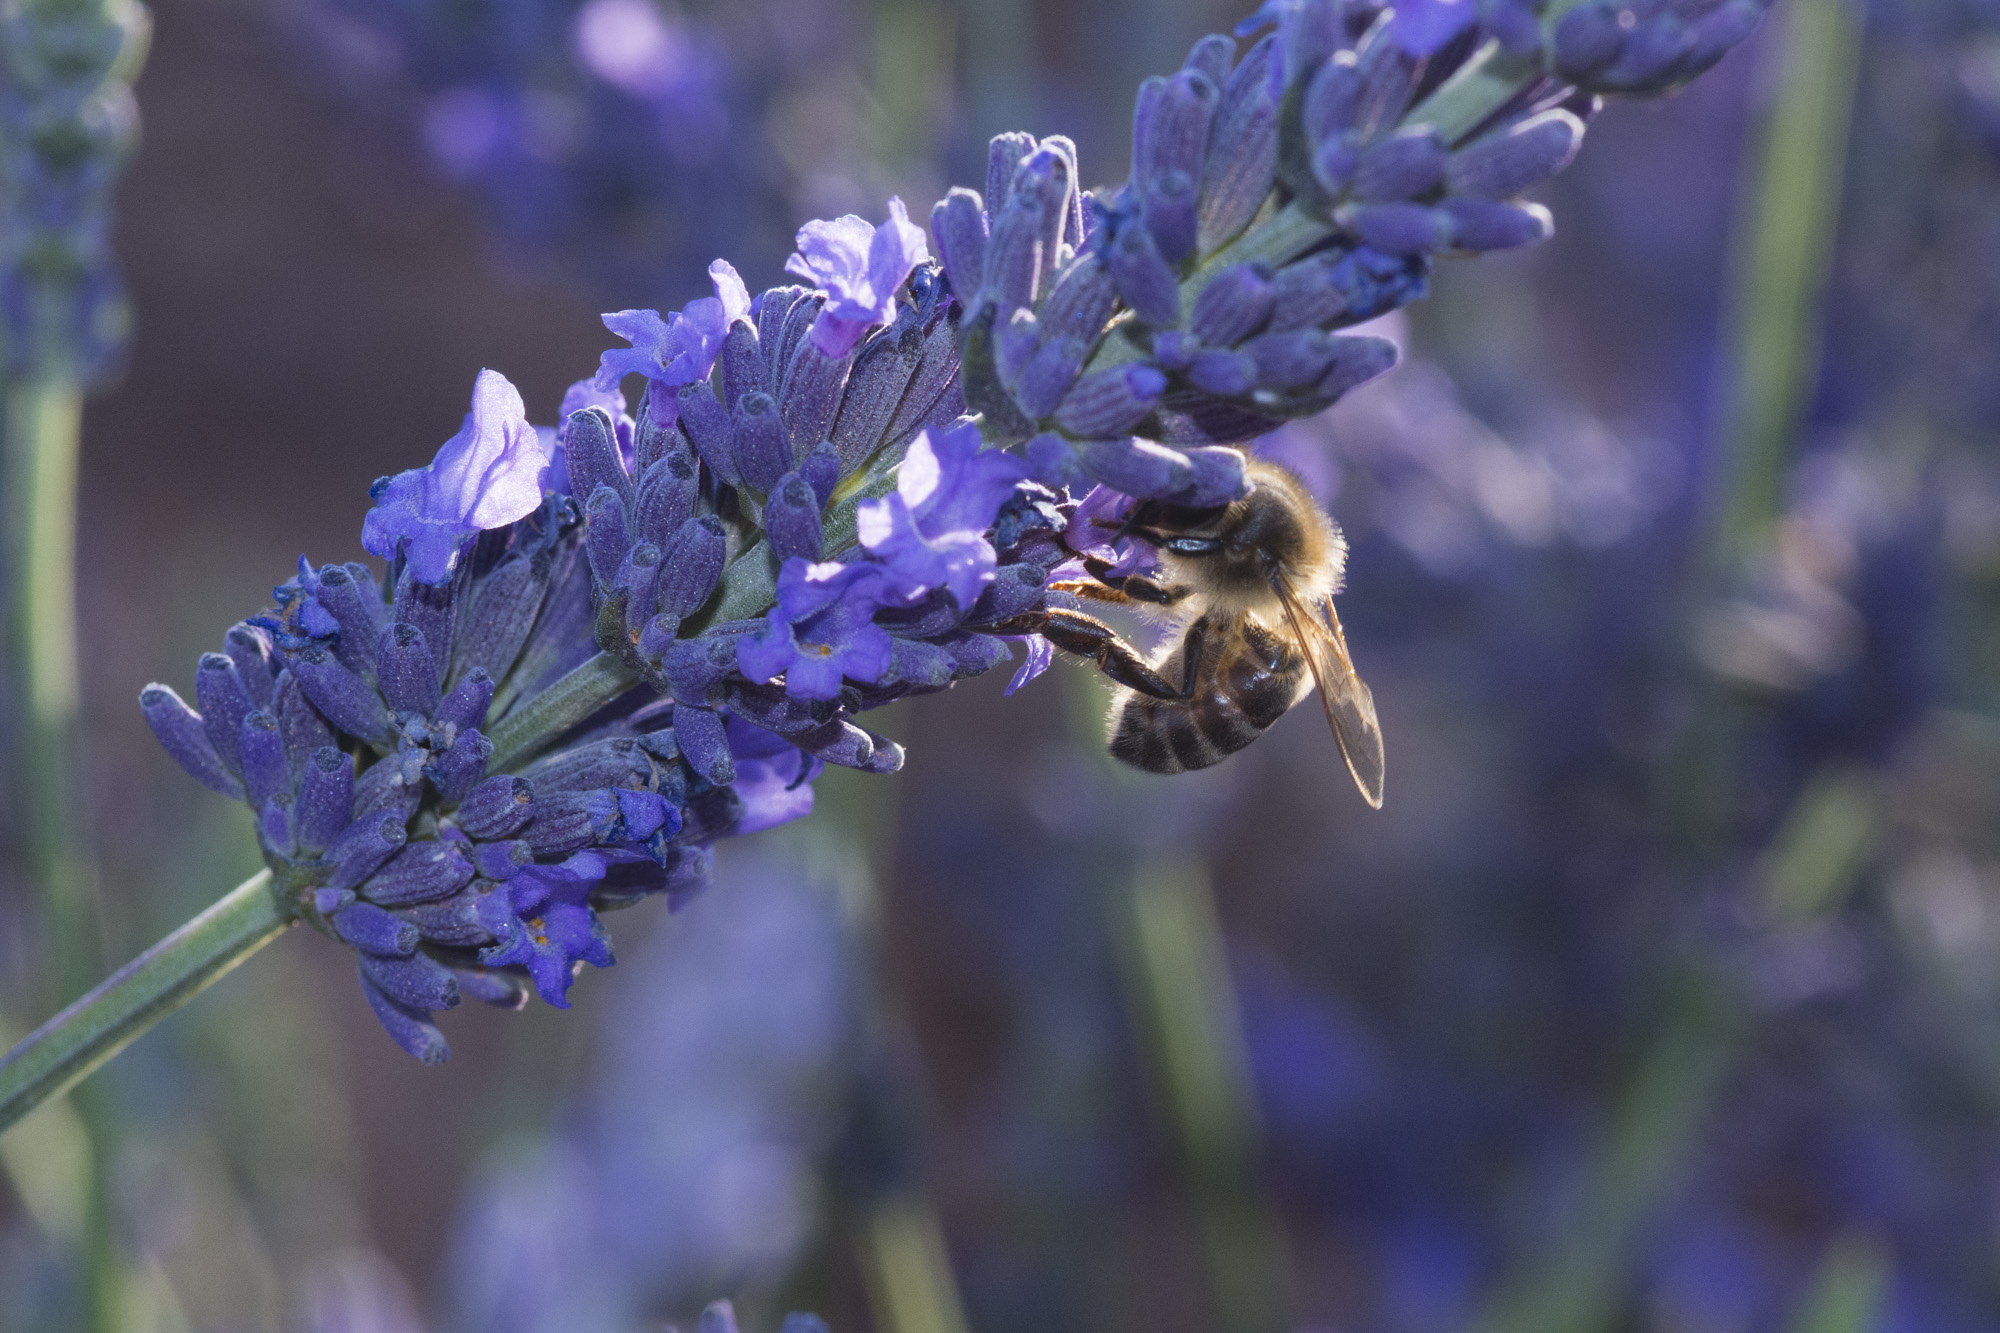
[1391,0,1479,55]
[474,850,616,1007]
[856,421,1030,609]
[360,369,552,585]
[784,198,930,357]
[736,560,896,701]
[596,259,754,415]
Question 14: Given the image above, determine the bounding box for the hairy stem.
[0,871,292,1139]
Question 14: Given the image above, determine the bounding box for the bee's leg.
[1080,555,1191,606]
[996,607,1202,701]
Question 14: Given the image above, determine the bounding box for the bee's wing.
[1273,575,1385,809]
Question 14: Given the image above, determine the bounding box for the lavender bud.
[195,653,256,776]
[673,704,736,786]
[630,387,671,476]
[377,624,442,718]
[140,684,245,799]
[941,631,1011,677]
[1137,71,1219,206]
[398,893,492,949]
[435,668,494,735]
[391,568,455,680]
[831,324,922,474]
[1353,35,1420,136]
[1302,53,1363,144]
[756,288,807,378]
[524,738,651,793]
[274,670,333,783]
[223,623,276,708]
[353,755,420,822]
[800,441,840,509]
[984,194,1047,314]
[1190,262,1277,346]
[1012,146,1075,279]
[1553,4,1626,80]
[454,966,529,1009]
[614,543,663,633]
[451,553,546,687]
[633,450,699,550]
[334,901,419,956]
[932,188,990,302]
[1248,327,1338,390]
[1013,336,1089,421]
[325,811,409,892]
[968,562,1049,624]
[677,381,739,487]
[261,799,295,855]
[1025,432,1085,488]
[730,391,790,494]
[781,340,854,457]
[1442,197,1554,251]
[1143,171,1200,267]
[1079,437,1195,498]
[564,407,632,511]
[716,321,769,412]
[240,712,290,811]
[424,730,493,807]
[764,474,826,563]
[1178,446,1252,506]
[359,838,475,906]
[1107,222,1182,326]
[1355,127,1447,202]
[311,566,385,679]
[1190,348,1260,396]
[1312,131,1363,196]
[358,970,449,1064]
[771,295,821,387]
[987,131,1037,216]
[657,516,726,619]
[584,486,632,588]
[1684,0,1764,77]
[1184,32,1235,86]
[889,637,954,689]
[1597,16,1697,91]
[1445,111,1586,199]
[1152,329,1202,370]
[290,648,395,749]
[472,839,532,881]
[524,791,608,856]
[996,308,1041,389]
[1056,364,1168,436]
[663,633,736,708]
[1043,136,1087,248]
[360,952,460,1014]
[1198,35,1280,254]
[1316,334,1400,397]
[296,746,355,854]
[1040,253,1119,343]
[637,613,681,660]
[454,775,535,839]
[313,888,355,917]
[1341,202,1456,255]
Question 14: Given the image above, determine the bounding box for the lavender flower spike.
[361,369,551,585]
[785,197,930,358]
[856,419,1030,609]
[737,559,896,701]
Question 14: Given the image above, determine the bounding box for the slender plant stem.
[484,650,642,773]
[1705,0,1864,576]
[0,871,292,1139]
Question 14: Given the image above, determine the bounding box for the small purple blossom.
[784,197,929,357]
[856,421,1030,608]
[361,368,552,585]
[549,377,634,495]
[595,258,753,405]
[1004,634,1055,695]
[736,560,896,700]
[725,716,823,836]
[477,850,615,1007]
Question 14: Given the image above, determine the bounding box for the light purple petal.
[866,197,929,309]
[1004,634,1054,695]
[709,259,751,326]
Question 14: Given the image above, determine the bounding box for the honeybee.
[1007,456,1384,807]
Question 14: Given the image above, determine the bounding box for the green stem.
[484,651,643,774]
[0,871,292,1139]
[1705,0,1863,577]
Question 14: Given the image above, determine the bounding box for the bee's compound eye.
[1163,537,1224,556]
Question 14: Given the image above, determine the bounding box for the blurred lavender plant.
[1,0,1776,1124]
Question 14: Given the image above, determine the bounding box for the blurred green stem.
[0,870,290,1139]
[860,1193,975,1333]
[1783,1235,1890,1333]
[1475,969,1740,1333]
[1113,859,1292,1333]
[1707,0,1864,575]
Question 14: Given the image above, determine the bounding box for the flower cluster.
[140,0,1772,1060]
[0,0,149,381]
